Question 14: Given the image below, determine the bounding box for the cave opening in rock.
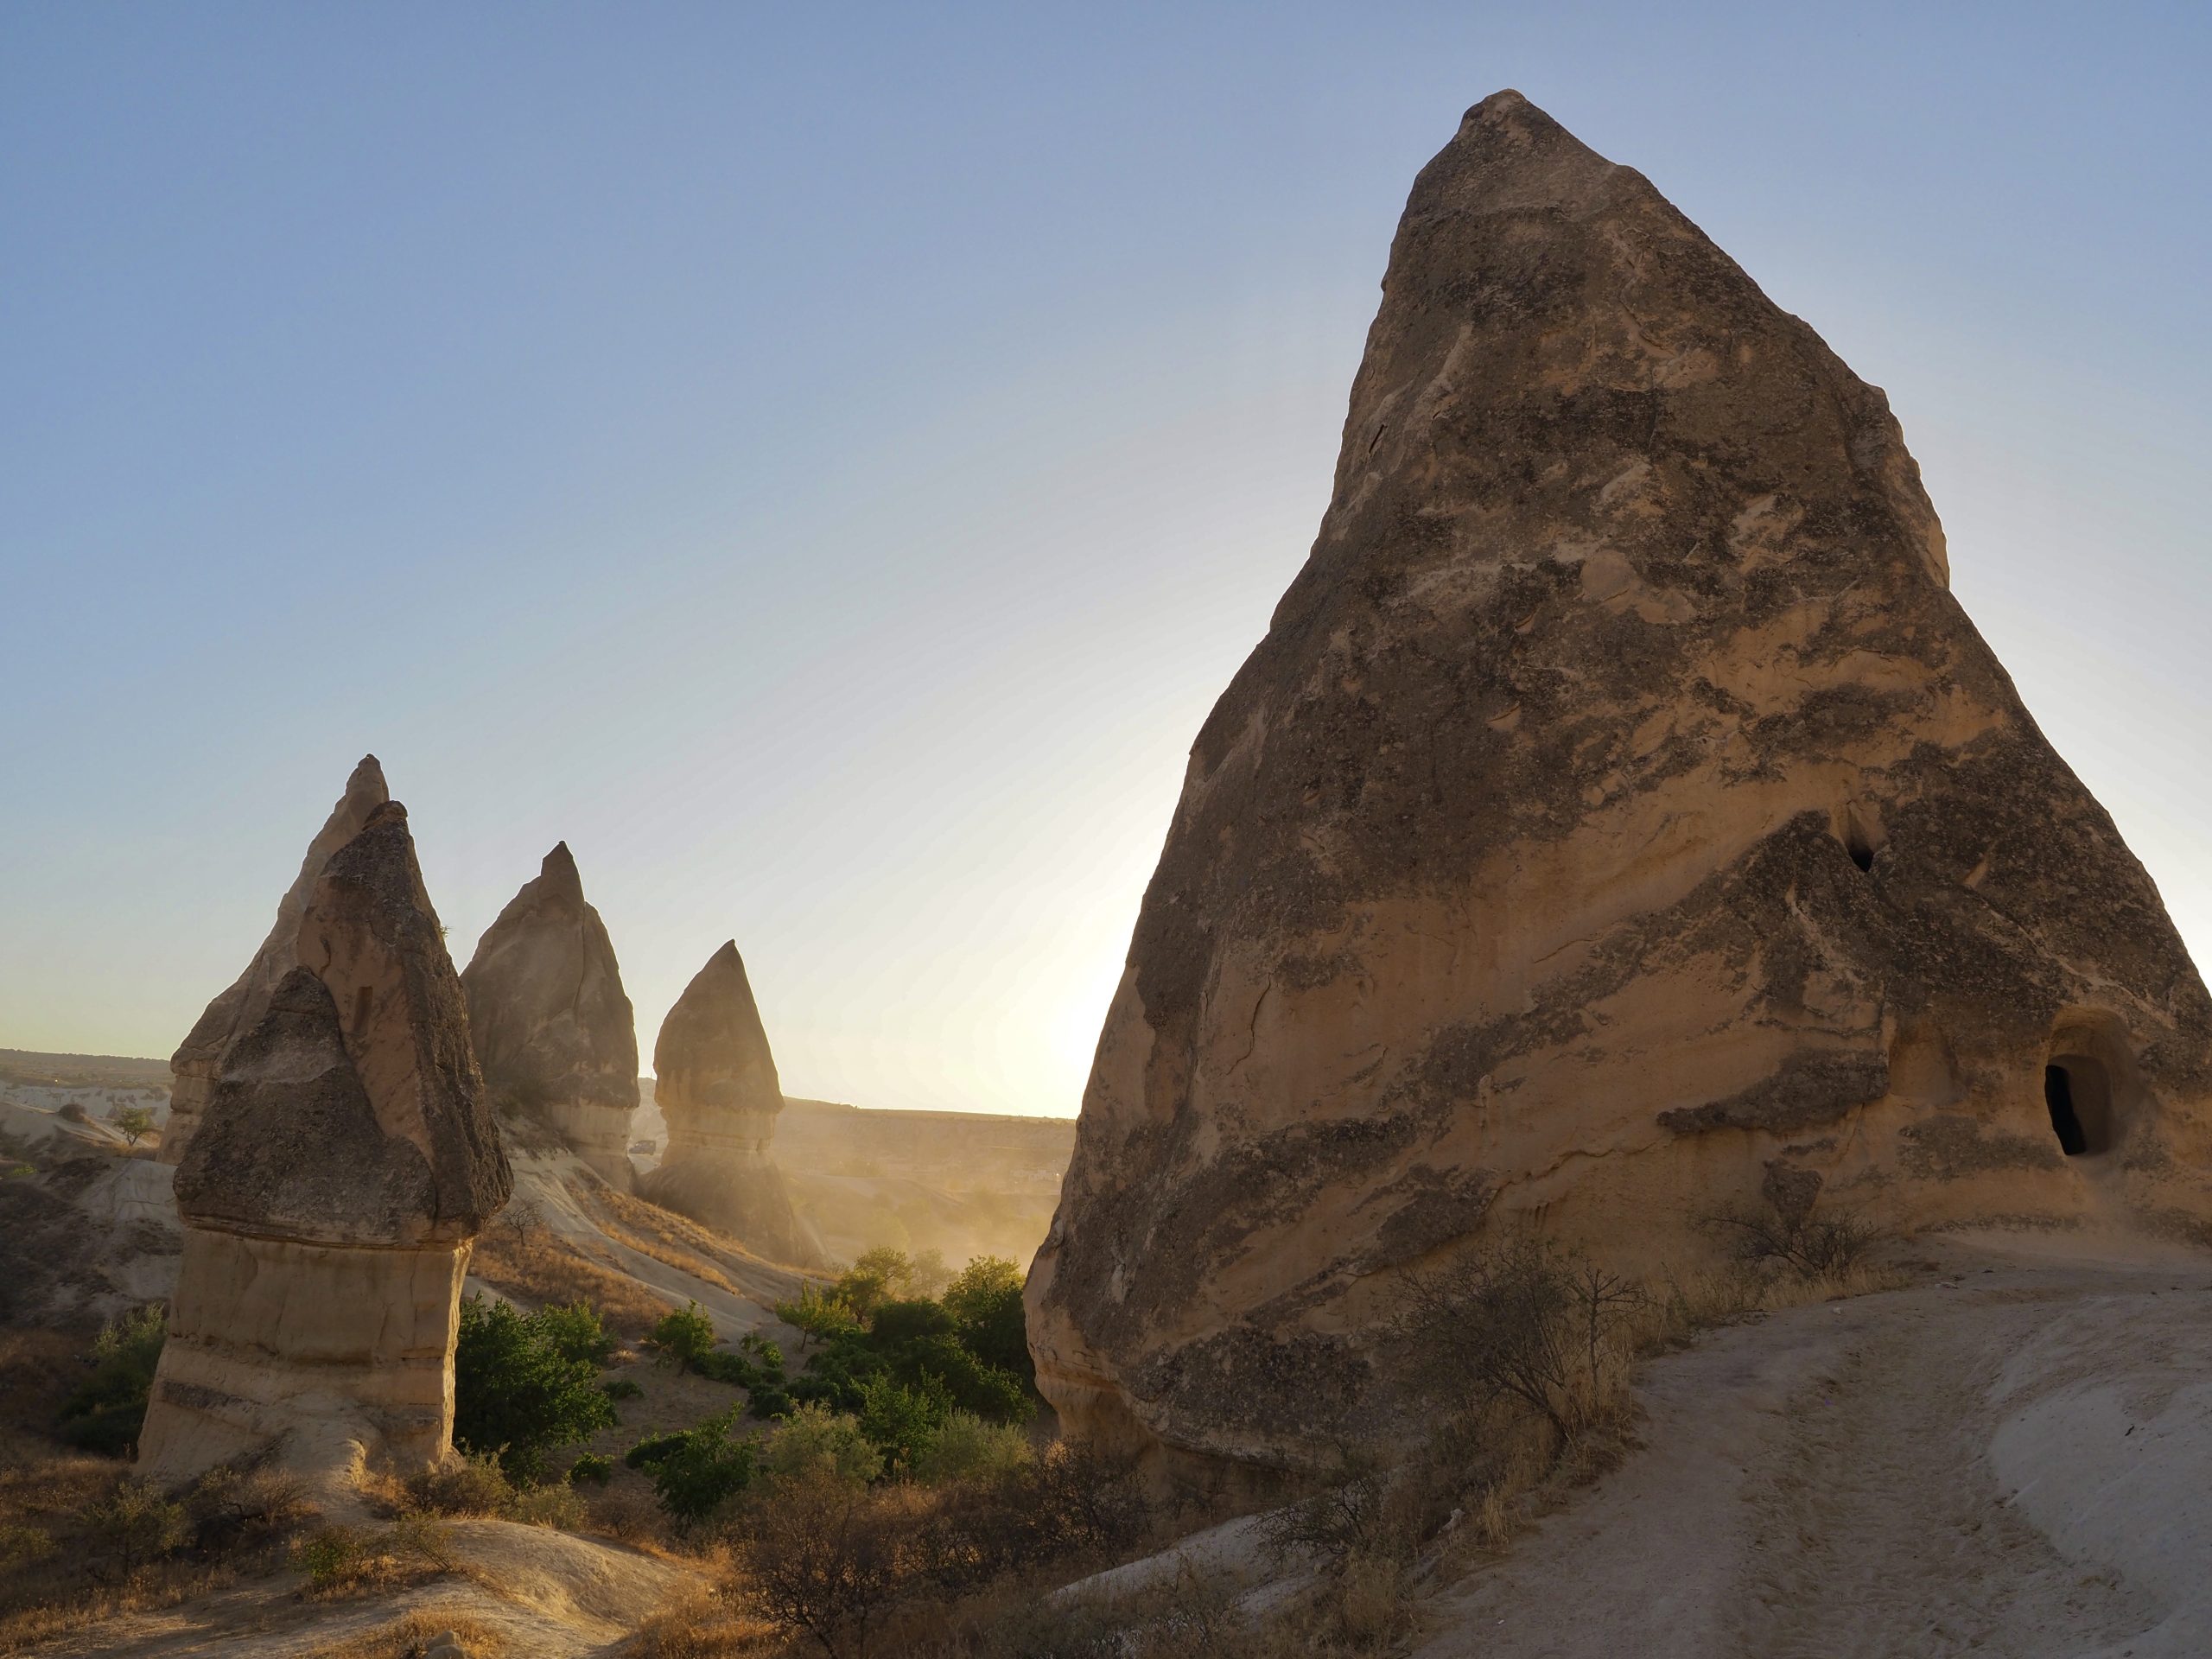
[2044,1058,2115,1156]
[1845,830,1875,873]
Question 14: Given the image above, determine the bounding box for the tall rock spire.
[461,842,642,1186]
[161,754,389,1165]
[1026,91,2212,1476]
[639,942,821,1267]
[142,799,510,1489]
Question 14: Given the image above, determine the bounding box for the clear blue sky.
[5,3,2209,1115]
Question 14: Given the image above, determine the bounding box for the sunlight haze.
[5,3,2208,1116]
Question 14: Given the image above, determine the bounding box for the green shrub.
[652,1306,792,1416]
[82,1479,191,1573]
[410,1449,518,1516]
[627,1408,759,1529]
[59,1303,167,1456]
[533,1300,617,1366]
[602,1376,644,1402]
[857,1376,950,1476]
[761,1402,883,1488]
[510,1483,587,1529]
[942,1255,1032,1386]
[0,1525,54,1568]
[452,1294,618,1482]
[292,1525,363,1587]
[568,1452,614,1486]
[646,1301,719,1370]
[912,1410,1033,1485]
[775,1282,862,1346]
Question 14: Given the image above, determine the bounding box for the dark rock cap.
[178,800,512,1243]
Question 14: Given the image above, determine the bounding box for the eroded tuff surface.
[145,800,510,1488]
[462,842,640,1187]
[639,943,819,1267]
[161,755,389,1165]
[1027,91,2212,1476]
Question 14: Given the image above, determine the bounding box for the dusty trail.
[1414,1235,2212,1659]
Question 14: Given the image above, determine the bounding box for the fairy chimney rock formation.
[140,800,511,1489]
[161,754,390,1164]
[639,942,820,1266]
[1026,91,2212,1477]
[461,842,641,1186]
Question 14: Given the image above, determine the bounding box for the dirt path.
[1414,1235,2212,1659]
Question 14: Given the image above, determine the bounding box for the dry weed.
[467,1227,674,1338]
[295,1608,511,1659]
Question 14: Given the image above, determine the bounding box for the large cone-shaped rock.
[1027,92,2212,1476]
[142,800,511,1489]
[161,754,389,1165]
[461,842,640,1187]
[639,943,820,1267]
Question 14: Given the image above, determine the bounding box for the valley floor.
[1414,1232,2212,1659]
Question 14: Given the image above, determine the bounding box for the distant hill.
[0,1049,171,1090]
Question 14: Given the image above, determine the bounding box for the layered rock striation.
[1027,92,2212,1475]
[140,800,511,1488]
[161,755,390,1165]
[639,943,819,1267]
[461,842,640,1187]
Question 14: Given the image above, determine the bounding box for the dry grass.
[594,1189,797,1291]
[617,1585,776,1657]
[468,1227,675,1338]
[295,1607,512,1659]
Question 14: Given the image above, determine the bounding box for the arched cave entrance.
[2044,1055,2116,1157]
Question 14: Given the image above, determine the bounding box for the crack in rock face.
[1024,89,2212,1480]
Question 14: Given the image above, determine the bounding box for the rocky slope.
[1027,90,2212,1476]
[462,842,641,1187]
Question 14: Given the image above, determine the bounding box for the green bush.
[452,1294,618,1483]
[410,1450,517,1516]
[59,1303,167,1456]
[509,1483,587,1529]
[602,1376,644,1402]
[857,1375,950,1475]
[626,1408,758,1529]
[912,1410,1033,1485]
[568,1452,613,1486]
[652,1305,792,1416]
[942,1256,1033,1386]
[81,1478,191,1573]
[533,1300,616,1366]
[646,1301,719,1370]
[291,1525,363,1587]
[760,1402,883,1488]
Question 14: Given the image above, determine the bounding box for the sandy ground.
[1411,1231,2212,1659]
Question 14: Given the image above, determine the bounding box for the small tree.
[452,1295,617,1482]
[81,1480,190,1576]
[763,1402,884,1488]
[60,1303,168,1456]
[628,1408,758,1529]
[113,1104,156,1147]
[941,1255,1031,1385]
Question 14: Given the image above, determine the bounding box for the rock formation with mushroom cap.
[160,754,390,1165]
[140,800,511,1489]
[639,942,820,1267]
[461,842,640,1187]
[1026,91,2212,1478]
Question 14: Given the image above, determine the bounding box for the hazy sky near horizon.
[5,4,2209,1116]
